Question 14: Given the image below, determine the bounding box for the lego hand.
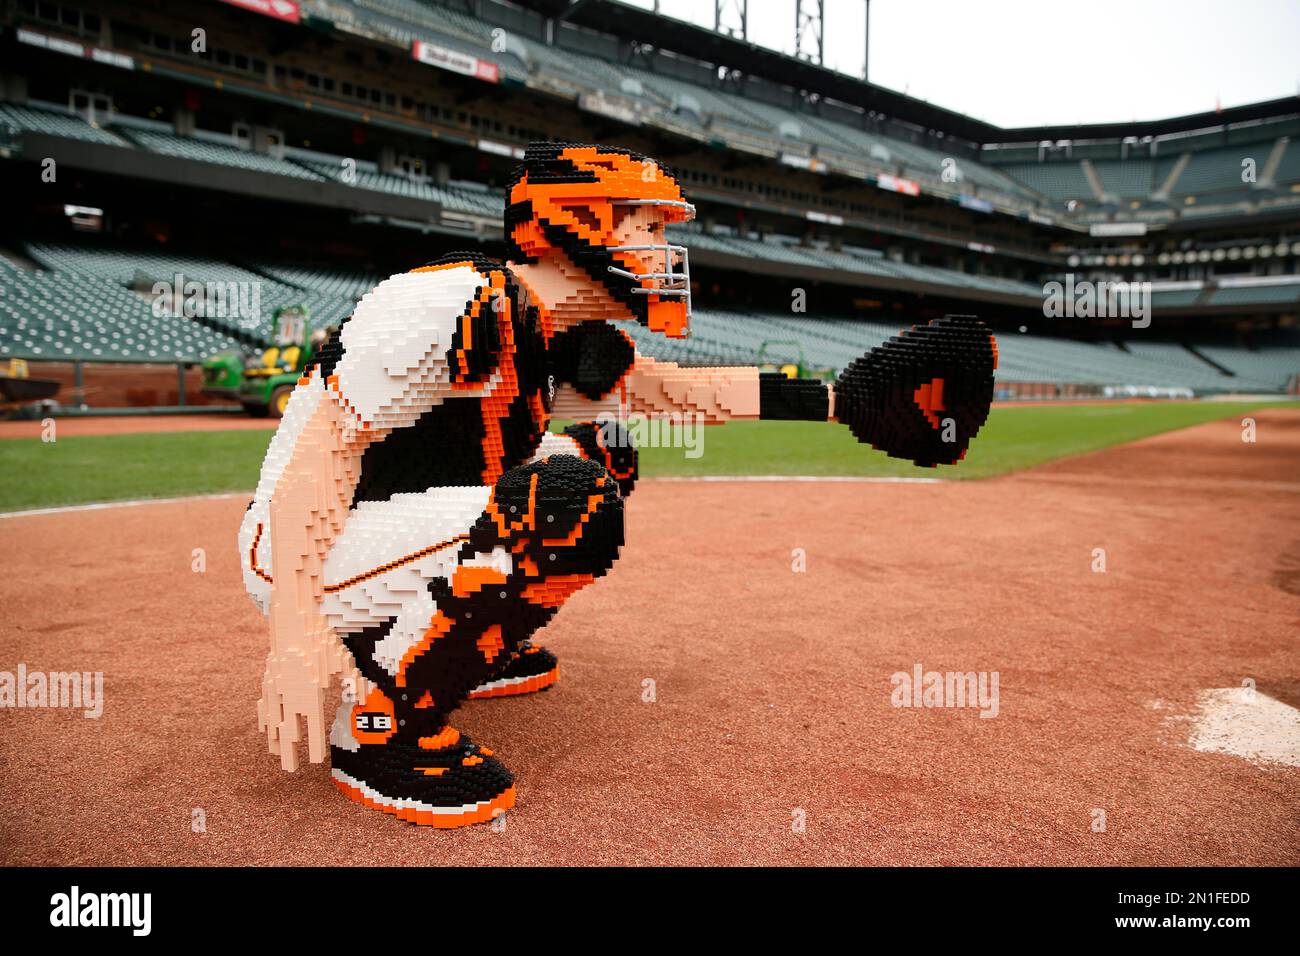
[258,641,330,772]
[833,315,996,468]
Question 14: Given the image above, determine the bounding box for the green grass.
[0,401,1290,512]
[633,400,1294,480]
[0,430,266,512]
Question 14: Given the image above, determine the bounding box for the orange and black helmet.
[504,142,695,338]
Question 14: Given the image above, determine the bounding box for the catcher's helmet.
[504,142,695,338]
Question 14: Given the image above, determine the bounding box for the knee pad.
[469,454,624,580]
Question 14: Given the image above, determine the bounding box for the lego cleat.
[469,641,560,699]
[330,729,515,828]
[834,315,997,468]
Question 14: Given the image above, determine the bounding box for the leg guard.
[328,454,623,826]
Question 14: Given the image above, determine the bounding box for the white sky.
[618,0,1300,127]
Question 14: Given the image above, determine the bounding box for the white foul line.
[0,492,250,519]
[0,476,943,519]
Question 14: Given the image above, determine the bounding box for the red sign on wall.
[219,0,301,24]
[876,173,921,197]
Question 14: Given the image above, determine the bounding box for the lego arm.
[550,354,827,424]
[550,354,763,423]
[256,370,365,771]
[552,316,997,468]
[625,356,765,423]
[238,372,326,616]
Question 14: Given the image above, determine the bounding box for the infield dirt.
[1,408,1296,865]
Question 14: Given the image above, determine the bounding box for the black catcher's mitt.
[834,315,997,468]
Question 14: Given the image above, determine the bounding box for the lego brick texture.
[758,372,830,422]
[835,315,996,468]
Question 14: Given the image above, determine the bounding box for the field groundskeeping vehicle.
[199,349,244,402]
[203,305,326,417]
[757,339,835,382]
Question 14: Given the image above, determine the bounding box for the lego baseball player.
[239,142,997,827]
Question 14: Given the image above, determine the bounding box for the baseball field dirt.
[1,407,1296,865]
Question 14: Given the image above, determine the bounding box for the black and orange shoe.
[330,728,515,828]
[469,641,560,699]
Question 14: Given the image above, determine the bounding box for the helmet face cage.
[606,198,695,319]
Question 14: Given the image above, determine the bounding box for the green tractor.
[202,305,325,418]
[757,339,835,383]
[199,349,245,402]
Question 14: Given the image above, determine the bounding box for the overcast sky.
[619,0,1300,128]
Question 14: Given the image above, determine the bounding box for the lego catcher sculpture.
[239,142,997,827]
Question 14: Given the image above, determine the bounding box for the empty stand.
[0,101,129,146]
[115,127,325,180]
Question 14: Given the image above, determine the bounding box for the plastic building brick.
[239,142,996,828]
[832,315,997,468]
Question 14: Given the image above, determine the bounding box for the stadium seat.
[0,101,130,147]
[114,127,326,181]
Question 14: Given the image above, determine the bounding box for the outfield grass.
[0,430,268,512]
[635,400,1293,480]
[0,401,1289,512]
